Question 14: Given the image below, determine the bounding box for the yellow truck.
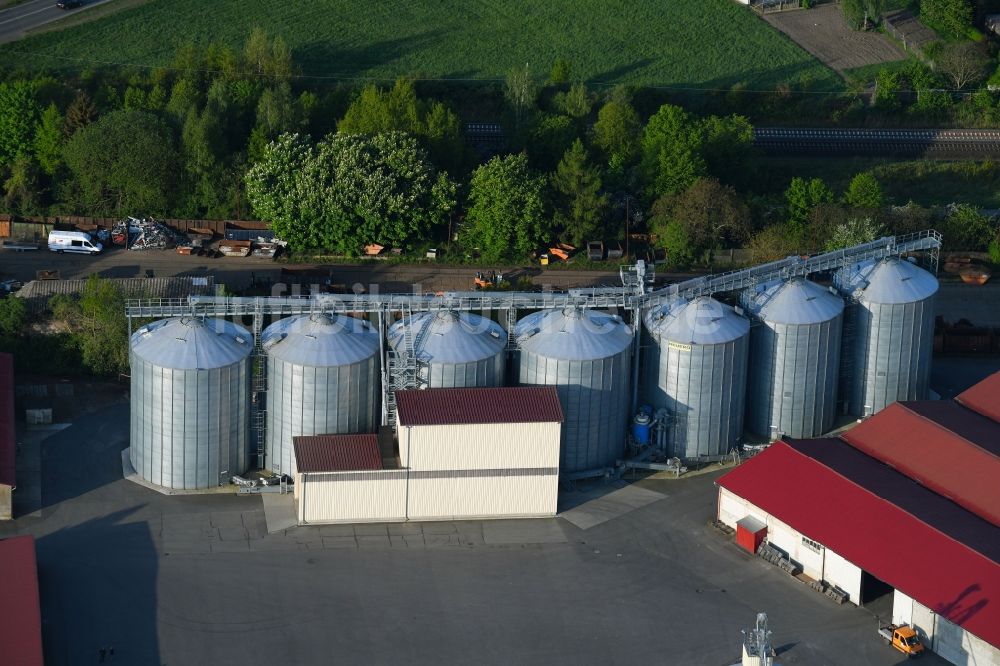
[878,622,925,657]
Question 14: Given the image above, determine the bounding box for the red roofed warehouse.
[295,387,563,524]
[715,370,1000,666]
[0,535,44,666]
[0,352,15,520]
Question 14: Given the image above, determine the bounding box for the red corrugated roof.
[0,535,44,666]
[395,387,563,427]
[956,370,1000,424]
[0,352,14,488]
[718,441,1000,649]
[840,401,1000,528]
[293,434,382,473]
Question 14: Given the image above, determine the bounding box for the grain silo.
[834,257,938,417]
[387,311,507,388]
[643,296,750,459]
[515,307,633,475]
[741,278,844,440]
[130,317,252,489]
[262,313,380,475]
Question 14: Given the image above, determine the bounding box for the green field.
[0,0,840,89]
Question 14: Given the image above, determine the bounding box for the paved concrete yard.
[0,401,953,665]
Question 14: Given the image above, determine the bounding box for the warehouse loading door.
[860,570,894,608]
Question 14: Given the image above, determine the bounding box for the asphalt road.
[0,246,645,293]
[1,397,950,666]
[0,0,106,44]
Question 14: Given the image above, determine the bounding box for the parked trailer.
[1,240,40,251]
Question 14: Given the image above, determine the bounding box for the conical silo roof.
[130,317,252,369]
[644,296,749,345]
[261,313,379,366]
[388,311,507,363]
[515,307,633,360]
[835,257,939,305]
[745,278,844,325]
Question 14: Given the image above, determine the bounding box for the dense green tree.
[592,99,641,168]
[0,81,39,162]
[920,0,973,38]
[650,177,751,260]
[654,219,694,266]
[824,217,886,251]
[246,132,453,253]
[943,203,992,250]
[338,79,465,173]
[63,110,180,215]
[243,27,294,80]
[3,156,41,214]
[244,132,313,243]
[123,86,147,111]
[0,296,26,342]
[845,172,884,209]
[47,276,130,376]
[551,140,608,247]
[699,114,754,182]
[749,224,802,263]
[34,103,65,176]
[785,177,834,230]
[527,114,577,172]
[553,82,592,120]
[463,153,548,262]
[641,104,706,198]
[549,58,571,86]
[874,69,902,111]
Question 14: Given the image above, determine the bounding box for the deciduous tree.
[63,110,180,216]
[845,172,884,209]
[463,153,548,262]
[34,103,64,175]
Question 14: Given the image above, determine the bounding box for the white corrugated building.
[294,386,563,524]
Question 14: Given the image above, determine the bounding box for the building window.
[802,536,823,553]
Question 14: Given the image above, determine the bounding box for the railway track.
[753,127,1000,158]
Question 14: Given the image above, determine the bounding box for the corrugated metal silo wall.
[517,349,631,473]
[849,292,936,416]
[746,314,843,440]
[644,335,749,458]
[423,352,506,388]
[130,351,250,489]
[265,355,379,475]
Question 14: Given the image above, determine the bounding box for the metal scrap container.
[514,307,633,475]
[834,257,938,417]
[643,296,750,458]
[387,311,507,388]
[741,278,844,440]
[129,317,252,489]
[262,313,380,475]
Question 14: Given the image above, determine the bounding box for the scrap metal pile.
[111,216,187,250]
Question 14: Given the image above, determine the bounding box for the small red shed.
[736,515,767,554]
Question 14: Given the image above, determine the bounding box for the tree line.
[1,30,998,265]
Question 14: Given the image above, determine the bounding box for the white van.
[48,230,103,255]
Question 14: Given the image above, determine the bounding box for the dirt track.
[763,4,906,73]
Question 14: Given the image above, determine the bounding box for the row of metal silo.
[127,257,937,490]
[129,306,635,489]
[639,257,937,458]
